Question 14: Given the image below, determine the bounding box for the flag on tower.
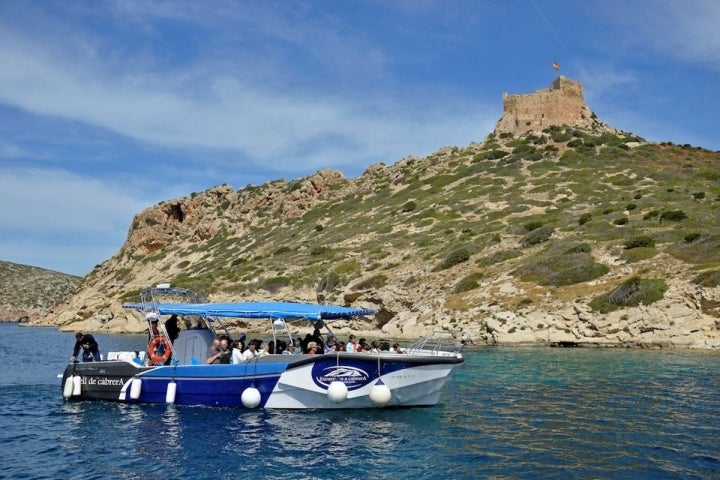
[552,61,560,71]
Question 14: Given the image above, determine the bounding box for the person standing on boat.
[70,332,101,362]
[165,314,180,344]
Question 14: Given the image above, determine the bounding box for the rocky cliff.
[15,77,720,348]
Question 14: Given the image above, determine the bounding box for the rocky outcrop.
[13,78,719,350]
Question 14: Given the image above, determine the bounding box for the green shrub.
[643,210,660,220]
[524,221,545,231]
[693,270,720,287]
[621,247,657,263]
[692,192,706,200]
[660,209,687,221]
[667,235,720,264]
[684,232,701,243]
[613,217,629,225]
[578,213,592,225]
[624,236,655,249]
[520,225,554,247]
[477,249,521,267]
[259,276,291,293]
[351,274,388,290]
[452,272,484,294]
[589,277,667,313]
[565,243,591,254]
[625,203,637,211]
[401,200,417,212]
[514,251,609,286]
[433,248,471,271]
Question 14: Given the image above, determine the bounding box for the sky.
[1,1,718,277]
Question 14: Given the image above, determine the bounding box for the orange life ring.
[148,336,172,365]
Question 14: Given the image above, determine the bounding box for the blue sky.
[1,1,718,276]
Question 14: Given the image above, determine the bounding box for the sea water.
[0,323,718,479]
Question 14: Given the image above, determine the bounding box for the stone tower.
[493,76,596,136]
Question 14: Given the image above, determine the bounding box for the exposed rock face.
[494,76,607,136]
[16,78,719,350]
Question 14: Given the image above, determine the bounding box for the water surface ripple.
[1,324,718,479]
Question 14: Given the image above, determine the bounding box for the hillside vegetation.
[0,261,81,322]
[35,125,720,347]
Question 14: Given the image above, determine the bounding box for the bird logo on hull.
[312,365,370,390]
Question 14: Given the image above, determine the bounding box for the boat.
[60,284,466,409]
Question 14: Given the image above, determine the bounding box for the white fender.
[241,386,261,408]
[369,380,392,407]
[165,381,177,404]
[63,376,74,399]
[129,378,142,400]
[72,375,82,396]
[327,381,348,403]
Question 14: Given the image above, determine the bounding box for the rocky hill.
[20,77,720,348]
[0,261,81,322]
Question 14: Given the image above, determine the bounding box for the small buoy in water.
[165,381,177,404]
[369,379,391,407]
[130,378,142,400]
[63,376,74,399]
[327,381,348,403]
[241,386,261,408]
[72,375,82,396]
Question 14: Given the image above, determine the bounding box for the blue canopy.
[123,301,375,320]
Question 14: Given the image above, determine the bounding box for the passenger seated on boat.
[379,341,390,352]
[345,335,359,352]
[292,338,302,354]
[231,340,245,363]
[305,341,318,354]
[324,332,337,353]
[206,338,221,364]
[256,340,268,357]
[281,341,293,354]
[241,340,259,362]
[393,343,404,354]
[266,340,276,354]
[217,338,231,364]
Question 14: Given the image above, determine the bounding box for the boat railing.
[404,330,469,356]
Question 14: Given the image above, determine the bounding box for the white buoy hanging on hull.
[72,375,82,396]
[241,386,261,408]
[165,381,177,404]
[327,381,348,403]
[129,378,142,400]
[63,376,74,399]
[369,379,391,407]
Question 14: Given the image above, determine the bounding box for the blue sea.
[1,323,719,479]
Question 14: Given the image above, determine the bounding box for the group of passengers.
[205,330,404,364]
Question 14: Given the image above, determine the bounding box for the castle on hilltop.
[493,76,598,136]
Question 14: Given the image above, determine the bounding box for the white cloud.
[0,168,149,234]
[603,0,720,68]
